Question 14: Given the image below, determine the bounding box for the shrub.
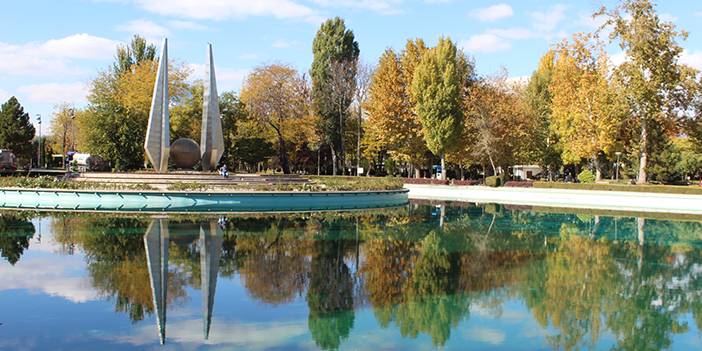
[577,169,596,183]
[485,175,501,187]
[451,179,481,186]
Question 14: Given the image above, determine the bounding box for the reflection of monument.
[144,218,169,344]
[143,218,224,344]
[144,40,224,172]
[200,44,225,171]
[144,39,170,173]
[200,220,224,339]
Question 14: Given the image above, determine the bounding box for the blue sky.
[2,0,702,130]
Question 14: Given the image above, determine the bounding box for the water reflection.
[1,204,702,350]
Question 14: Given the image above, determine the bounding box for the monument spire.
[200,43,224,171]
[145,38,170,173]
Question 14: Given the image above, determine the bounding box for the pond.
[0,202,701,350]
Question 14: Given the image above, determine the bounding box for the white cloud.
[117,19,171,40]
[134,0,318,21]
[103,318,308,348]
[530,4,567,34]
[487,27,534,40]
[18,82,89,105]
[311,0,402,15]
[0,257,99,303]
[0,34,119,77]
[610,51,627,67]
[167,20,210,31]
[461,33,510,53]
[470,3,513,22]
[681,50,702,71]
[463,326,506,345]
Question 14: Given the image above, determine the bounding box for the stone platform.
[75,172,308,189]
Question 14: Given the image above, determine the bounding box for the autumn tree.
[0,97,35,164]
[352,61,373,175]
[411,37,468,180]
[525,50,561,179]
[240,64,309,174]
[550,34,626,181]
[453,75,535,176]
[81,43,188,170]
[311,17,359,175]
[49,103,79,155]
[597,0,696,183]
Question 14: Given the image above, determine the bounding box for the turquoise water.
[0,202,701,350]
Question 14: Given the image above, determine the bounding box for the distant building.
[513,165,542,180]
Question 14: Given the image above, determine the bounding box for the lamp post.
[36,114,42,168]
[69,108,76,151]
[615,152,622,181]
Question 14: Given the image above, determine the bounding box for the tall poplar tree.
[311,17,359,175]
[597,0,694,183]
[0,97,36,164]
[411,37,466,180]
[525,50,561,180]
[550,34,626,181]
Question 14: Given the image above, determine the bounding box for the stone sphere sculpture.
[170,138,201,169]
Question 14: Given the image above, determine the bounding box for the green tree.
[113,35,156,75]
[311,17,360,175]
[597,0,696,183]
[525,50,561,179]
[0,97,36,164]
[411,37,467,180]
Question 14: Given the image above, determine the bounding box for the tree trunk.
[276,134,290,174]
[440,154,446,180]
[330,146,338,175]
[593,155,602,182]
[317,149,320,175]
[414,165,420,179]
[357,107,361,177]
[488,154,497,176]
[638,123,648,184]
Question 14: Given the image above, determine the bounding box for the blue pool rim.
[0,188,409,213]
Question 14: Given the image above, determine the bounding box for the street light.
[36,114,42,169]
[615,152,622,181]
[69,108,76,152]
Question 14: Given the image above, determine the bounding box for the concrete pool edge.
[404,184,702,216]
[0,188,409,213]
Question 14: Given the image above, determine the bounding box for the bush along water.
[577,169,596,183]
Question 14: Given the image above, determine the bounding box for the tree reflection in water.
[0,212,34,265]
[13,203,702,349]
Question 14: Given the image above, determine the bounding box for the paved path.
[404,184,702,215]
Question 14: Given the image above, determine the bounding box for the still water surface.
[1,202,701,350]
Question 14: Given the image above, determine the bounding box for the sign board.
[357,167,364,175]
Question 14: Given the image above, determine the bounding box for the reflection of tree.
[307,237,355,351]
[396,231,468,347]
[53,217,187,322]
[0,213,34,265]
[528,225,620,350]
[237,222,310,304]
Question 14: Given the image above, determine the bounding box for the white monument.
[144,38,170,173]
[200,43,225,171]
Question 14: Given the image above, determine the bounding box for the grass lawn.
[0,175,406,192]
